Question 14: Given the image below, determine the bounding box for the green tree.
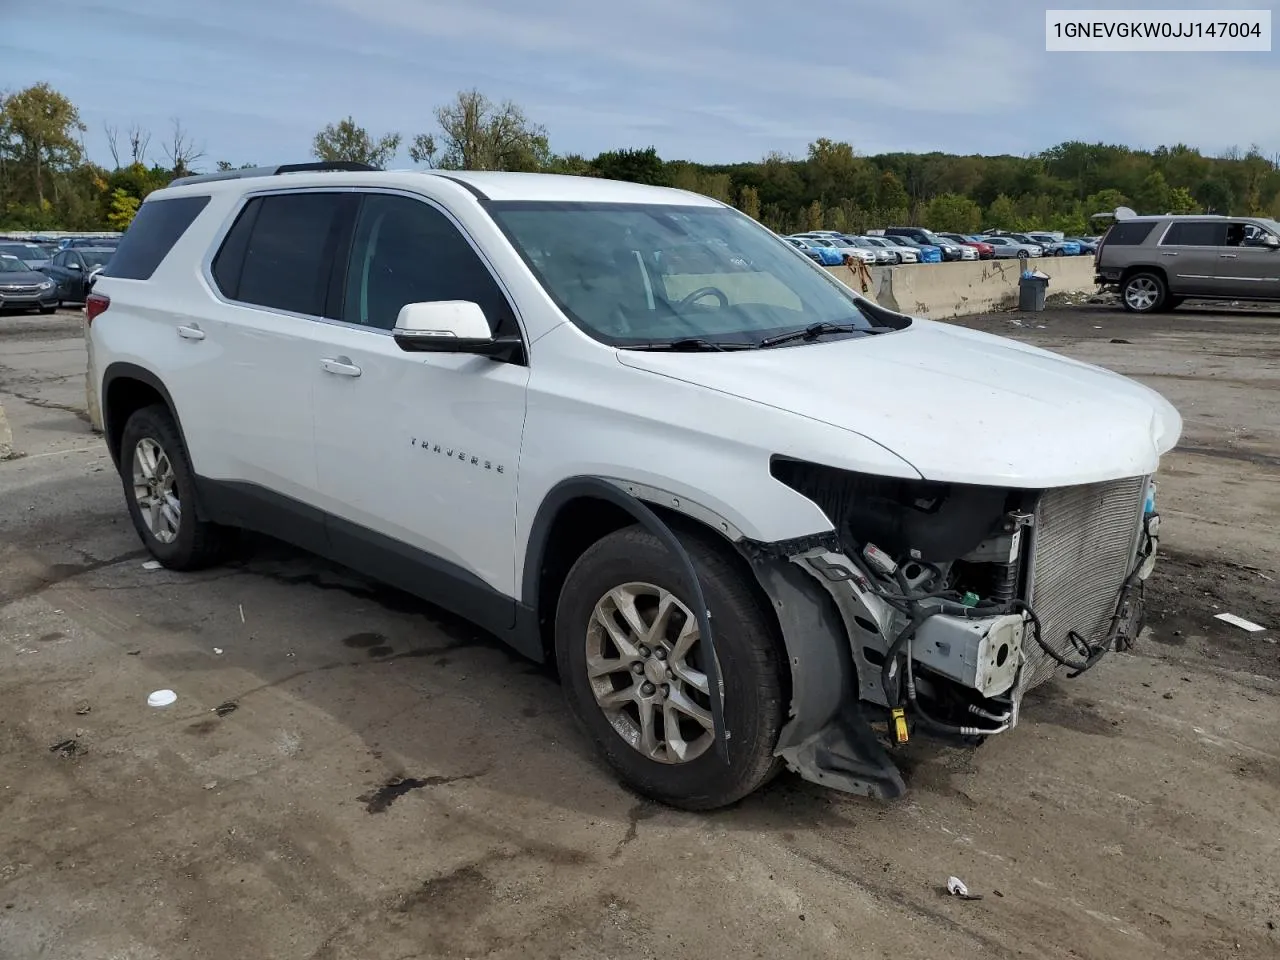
[876,170,908,211]
[0,83,86,208]
[985,194,1021,230]
[805,199,824,231]
[589,147,667,185]
[925,193,981,233]
[1167,186,1199,214]
[1084,188,1130,214]
[738,185,761,220]
[1195,177,1233,214]
[411,90,549,171]
[1134,171,1170,214]
[105,188,140,230]
[313,117,401,167]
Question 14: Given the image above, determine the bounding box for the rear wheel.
[555,526,785,810]
[119,405,231,570]
[1160,295,1184,312]
[1121,272,1166,313]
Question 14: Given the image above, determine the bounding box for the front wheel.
[119,404,231,570]
[555,526,786,810]
[1122,272,1167,313]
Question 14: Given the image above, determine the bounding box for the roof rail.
[168,161,380,188]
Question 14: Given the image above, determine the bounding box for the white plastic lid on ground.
[147,689,177,707]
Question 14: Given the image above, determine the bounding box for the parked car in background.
[784,235,845,266]
[0,241,52,270]
[1026,233,1082,256]
[804,235,879,265]
[43,246,115,304]
[1095,214,1280,313]
[58,236,121,251]
[885,235,943,263]
[979,236,1044,259]
[783,236,825,264]
[935,232,994,260]
[0,254,59,314]
[843,235,897,265]
[859,235,919,264]
[1066,237,1098,254]
[885,227,964,261]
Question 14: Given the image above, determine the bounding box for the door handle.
[1219,253,1238,259]
[176,324,205,341]
[321,357,362,377]
[1160,252,1179,257]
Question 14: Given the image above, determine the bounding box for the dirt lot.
[1,304,1277,960]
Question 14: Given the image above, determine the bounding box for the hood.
[0,267,52,285]
[616,319,1182,488]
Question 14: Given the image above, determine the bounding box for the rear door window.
[1161,221,1228,246]
[212,192,349,316]
[102,195,211,280]
[1102,222,1157,245]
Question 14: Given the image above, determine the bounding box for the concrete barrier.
[0,398,12,460]
[828,256,1097,319]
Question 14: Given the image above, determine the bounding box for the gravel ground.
[1,304,1277,960]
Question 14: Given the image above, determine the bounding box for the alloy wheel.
[1125,277,1159,311]
[132,437,181,544]
[585,582,716,764]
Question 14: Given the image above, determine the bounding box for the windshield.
[0,257,29,273]
[490,202,885,347]
[81,251,113,269]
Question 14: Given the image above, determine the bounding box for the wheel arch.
[101,363,194,477]
[522,477,733,759]
[1119,263,1169,286]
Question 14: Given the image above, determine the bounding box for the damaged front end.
[742,459,1161,799]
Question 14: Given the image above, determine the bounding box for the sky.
[3,0,1278,170]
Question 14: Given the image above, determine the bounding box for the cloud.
[4,0,1279,167]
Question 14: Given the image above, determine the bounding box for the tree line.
[4,82,1279,237]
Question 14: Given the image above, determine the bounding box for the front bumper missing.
[743,517,1158,800]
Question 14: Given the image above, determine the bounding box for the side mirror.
[67,262,82,271]
[392,301,522,361]
[1265,235,1280,249]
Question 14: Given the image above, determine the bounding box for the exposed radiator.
[1021,476,1148,690]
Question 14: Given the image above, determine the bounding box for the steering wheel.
[678,286,729,309]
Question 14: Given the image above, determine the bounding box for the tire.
[1160,295,1184,312]
[39,306,55,315]
[119,404,231,570]
[1121,272,1167,313]
[1053,248,1065,257]
[555,525,785,811]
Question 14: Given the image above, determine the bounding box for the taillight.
[85,293,110,325]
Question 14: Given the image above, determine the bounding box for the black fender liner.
[742,548,906,800]
[522,477,728,761]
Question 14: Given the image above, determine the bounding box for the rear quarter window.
[1103,222,1158,245]
[102,195,211,280]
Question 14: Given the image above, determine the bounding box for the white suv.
[89,163,1180,810]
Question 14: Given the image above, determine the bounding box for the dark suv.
[1095,215,1280,313]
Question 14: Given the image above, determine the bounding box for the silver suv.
[1095,214,1280,313]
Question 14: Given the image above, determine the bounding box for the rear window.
[102,195,210,280]
[1161,221,1228,246]
[1103,221,1157,245]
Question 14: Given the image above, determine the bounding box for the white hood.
[616,319,1182,488]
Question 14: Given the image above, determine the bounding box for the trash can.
[1018,270,1049,311]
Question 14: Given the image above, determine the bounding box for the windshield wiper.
[625,338,757,352]
[758,321,892,349]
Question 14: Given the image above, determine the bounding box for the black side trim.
[522,477,728,759]
[433,174,488,200]
[195,478,528,655]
